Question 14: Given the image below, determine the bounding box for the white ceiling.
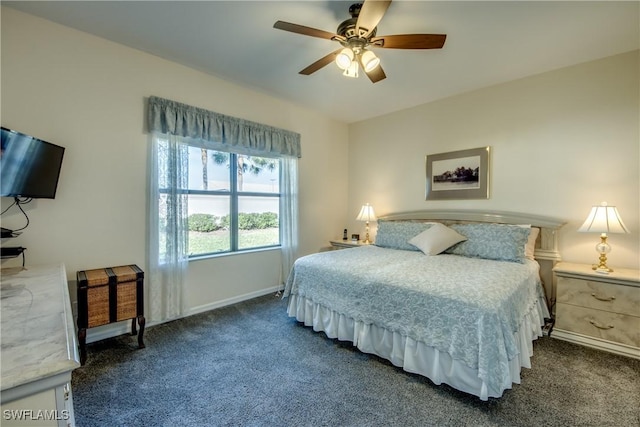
[5,1,639,124]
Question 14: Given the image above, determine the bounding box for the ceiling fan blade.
[370,34,446,49]
[365,64,386,83]
[299,49,342,75]
[274,21,338,41]
[356,0,392,38]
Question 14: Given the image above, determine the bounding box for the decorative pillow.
[524,226,540,260]
[444,223,531,263]
[375,220,434,251]
[408,223,467,255]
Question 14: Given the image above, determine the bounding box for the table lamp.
[356,203,376,244]
[578,202,629,273]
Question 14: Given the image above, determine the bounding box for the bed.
[283,210,565,400]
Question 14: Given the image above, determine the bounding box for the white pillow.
[409,223,467,255]
[525,227,540,260]
[516,224,540,260]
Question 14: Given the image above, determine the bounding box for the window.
[184,146,281,257]
[147,96,299,321]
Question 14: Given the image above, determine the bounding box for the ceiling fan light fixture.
[274,1,447,84]
[343,61,359,78]
[336,48,354,70]
[360,50,380,72]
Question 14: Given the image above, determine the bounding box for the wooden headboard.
[378,209,566,310]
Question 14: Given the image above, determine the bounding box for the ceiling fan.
[273,0,446,83]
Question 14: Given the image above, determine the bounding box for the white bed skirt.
[287,295,549,400]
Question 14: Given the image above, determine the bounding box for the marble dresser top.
[1,264,80,394]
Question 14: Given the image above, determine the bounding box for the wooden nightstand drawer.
[556,276,640,316]
[552,262,640,359]
[556,303,640,347]
[329,240,372,249]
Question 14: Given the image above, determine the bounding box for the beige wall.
[0,8,349,328]
[348,50,639,270]
[2,7,638,339]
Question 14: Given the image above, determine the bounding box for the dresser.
[553,262,640,359]
[1,264,80,426]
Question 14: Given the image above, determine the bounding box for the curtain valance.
[148,96,301,158]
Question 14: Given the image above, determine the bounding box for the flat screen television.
[1,127,65,199]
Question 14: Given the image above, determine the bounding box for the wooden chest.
[76,264,145,365]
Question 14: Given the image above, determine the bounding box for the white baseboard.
[85,285,284,344]
[187,285,284,317]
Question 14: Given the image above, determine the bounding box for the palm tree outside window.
[184,147,281,257]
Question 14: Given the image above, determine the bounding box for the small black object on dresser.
[0,246,25,258]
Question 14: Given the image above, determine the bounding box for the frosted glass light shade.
[336,48,354,70]
[361,50,380,72]
[342,61,359,78]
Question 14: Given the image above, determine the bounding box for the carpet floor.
[72,294,640,427]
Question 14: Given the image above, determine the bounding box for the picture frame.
[425,146,490,200]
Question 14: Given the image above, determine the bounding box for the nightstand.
[329,240,372,249]
[552,262,640,359]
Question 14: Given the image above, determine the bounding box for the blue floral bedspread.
[284,245,545,389]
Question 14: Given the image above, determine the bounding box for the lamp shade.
[342,61,359,78]
[356,203,376,222]
[360,50,380,72]
[336,48,354,70]
[578,202,629,234]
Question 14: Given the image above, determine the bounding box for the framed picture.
[425,146,490,200]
